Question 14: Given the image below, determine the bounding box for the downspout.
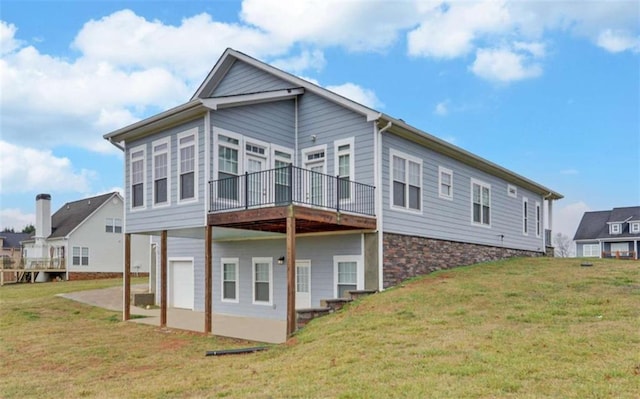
[376,120,392,292]
[294,96,299,166]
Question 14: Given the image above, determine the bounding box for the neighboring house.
[22,193,151,281]
[1,232,32,284]
[104,48,563,343]
[574,206,640,259]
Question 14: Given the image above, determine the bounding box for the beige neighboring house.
[21,192,151,281]
[1,232,32,283]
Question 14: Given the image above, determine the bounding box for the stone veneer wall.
[68,272,149,281]
[383,232,543,288]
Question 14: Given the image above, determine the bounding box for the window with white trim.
[471,179,491,226]
[130,147,145,209]
[438,166,453,200]
[72,246,89,266]
[105,218,122,233]
[334,255,362,299]
[335,138,354,201]
[218,133,240,200]
[631,222,640,234]
[523,197,529,235]
[221,258,239,302]
[391,150,421,211]
[178,131,197,201]
[252,257,272,305]
[273,147,293,204]
[536,202,541,237]
[507,185,517,198]
[610,223,621,234]
[153,139,169,205]
[582,244,600,257]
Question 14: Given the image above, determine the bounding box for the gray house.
[574,206,640,259]
[104,48,562,343]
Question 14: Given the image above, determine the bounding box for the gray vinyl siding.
[382,132,545,252]
[211,100,295,149]
[298,92,375,186]
[125,118,206,234]
[212,61,296,97]
[212,234,362,320]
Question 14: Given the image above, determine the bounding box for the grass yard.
[1,258,638,398]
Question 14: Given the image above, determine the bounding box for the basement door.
[295,260,311,309]
[169,259,194,310]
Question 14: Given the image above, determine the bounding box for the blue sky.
[1,0,638,250]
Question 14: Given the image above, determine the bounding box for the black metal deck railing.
[209,165,375,216]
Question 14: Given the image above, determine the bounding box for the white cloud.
[408,0,512,58]
[241,0,420,52]
[0,21,21,55]
[470,46,543,82]
[0,141,96,194]
[596,29,640,53]
[271,49,326,74]
[326,82,382,109]
[435,100,449,116]
[0,208,35,231]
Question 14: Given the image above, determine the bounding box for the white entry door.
[295,260,311,309]
[170,260,194,309]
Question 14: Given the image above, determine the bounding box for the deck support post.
[123,233,131,321]
[286,208,296,337]
[205,225,212,334]
[160,230,167,327]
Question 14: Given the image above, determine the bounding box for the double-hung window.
[221,258,239,302]
[253,257,272,305]
[72,246,89,266]
[105,218,122,233]
[610,223,621,234]
[218,134,240,201]
[334,255,362,299]
[391,150,421,212]
[335,138,354,202]
[471,179,491,226]
[523,197,529,235]
[439,166,453,200]
[153,139,169,205]
[631,222,640,234]
[178,131,197,201]
[130,147,145,209]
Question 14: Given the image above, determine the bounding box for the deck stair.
[296,289,377,329]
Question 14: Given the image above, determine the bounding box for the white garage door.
[170,260,194,309]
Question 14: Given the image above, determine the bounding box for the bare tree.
[554,233,572,257]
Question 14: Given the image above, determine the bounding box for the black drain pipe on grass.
[205,346,268,356]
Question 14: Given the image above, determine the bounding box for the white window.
[536,202,542,237]
[471,179,491,227]
[631,222,640,234]
[105,218,122,233]
[178,130,197,202]
[72,246,89,266]
[507,185,517,198]
[153,139,170,206]
[217,133,240,201]
[523,197,529,235]
[272,146,293,204]
[583,244,600,257]
[130,146,145,209]
[438,166,453,200]
[221,258,239,302]
[610,223,621,234]
[610,242,629,255]
[390,150,421,212]
[252,257,272,305]
[334,255,363,299]
[335,138,354,202]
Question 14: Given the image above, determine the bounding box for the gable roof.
[104,48,562,200]
[574,206,640,240]
[49,192,121,239]
[0,232,32,248]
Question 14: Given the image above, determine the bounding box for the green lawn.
[1,258,638,398]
